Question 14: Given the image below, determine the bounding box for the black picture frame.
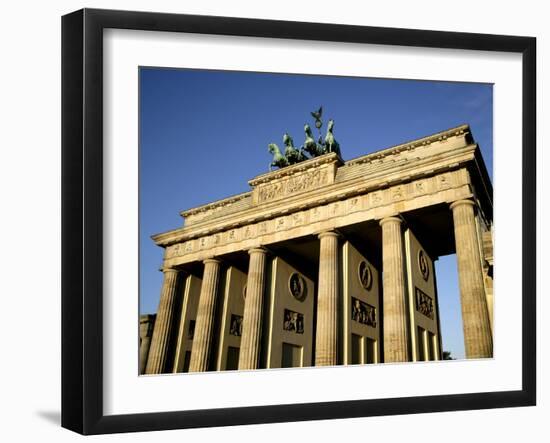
[61,8,536,435]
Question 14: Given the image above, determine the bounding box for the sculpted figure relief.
[358,261,373,291]
[288,273,307,301]
[283,309,304,334]
[415,287,434,319]
[351,297,377,327]
[229,314,243,337]
[418,250,430,281]
[256,168,328,203]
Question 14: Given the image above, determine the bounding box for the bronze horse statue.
[324,119,341,157]
[268,143,289,170]
[302,123,324,157]
[283,133,307,164]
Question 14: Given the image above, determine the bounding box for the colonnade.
[144,198,492,374]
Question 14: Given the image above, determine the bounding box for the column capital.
[248,246,268,256]
[203,257,221,266]
[379,216,402,227]
[450,199,476,211]
[318,230,340,240]
[161,267,180,274]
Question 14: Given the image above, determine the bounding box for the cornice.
[343,124,471,167]
[180,191,251,218]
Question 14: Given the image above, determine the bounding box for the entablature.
[153,142,477,248]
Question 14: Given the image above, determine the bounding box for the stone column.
[380,216,410,363]
[139,335,152,375]
[145,268,181,374]
[139,314,155,374]
[315,231,340,366]
[189,258,221,372]
[450,199,493,358]
[239,247,268,370]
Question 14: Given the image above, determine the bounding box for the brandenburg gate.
[142,123,494,374]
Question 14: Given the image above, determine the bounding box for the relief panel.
[265,257,314,369]
[404,228,441,362]
[216,267,247,371]
[342,241,381,365]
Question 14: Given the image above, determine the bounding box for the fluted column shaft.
[145,268,181,374]
[189,259,221,372]
[239,248,268,370]
[315,231,340,366]
[450,200,493,358]
[380,217,409,363]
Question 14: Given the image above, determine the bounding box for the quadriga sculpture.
[265,108,342,170]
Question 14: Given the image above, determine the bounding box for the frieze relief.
[254,167,331,204]
[391,185,405,201]
[348,197,360,211]
[243,225,255,239]
[164,170,467,261]
[415,287,434,319]
[310,206,324,221]
[370,191,384,207]
[229,314,243,337]
[164,244,177,259]
[258,221,269,235]
[351,297,377,327]
[414,179,429,196]
[329,201,341,216]
[276,217,287,231]
[212,233,222,246]
[227,228,239,243]
[283,309,304,334]
[437,173,452,190]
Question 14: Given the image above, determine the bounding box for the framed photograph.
[61,8,536,435]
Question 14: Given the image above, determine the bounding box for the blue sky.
[139,67,493,360]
